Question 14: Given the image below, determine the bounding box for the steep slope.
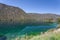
[0,3,27,34]
[0,3,26,25]
[0,3,60,26]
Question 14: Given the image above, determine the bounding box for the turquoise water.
[0,23,57,40]
[20,23,57,35]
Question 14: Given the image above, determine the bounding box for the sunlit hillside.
[0,3,60,26]
[0,3,60,40]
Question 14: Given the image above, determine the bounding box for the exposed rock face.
[0,3,26,25]
[0,3,60,26]
[1,3,60,36]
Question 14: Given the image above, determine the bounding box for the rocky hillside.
[27,13,57,22]
[0,3,60,26]
[0,3,26,25]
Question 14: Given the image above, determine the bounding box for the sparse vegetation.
[57,18,60,24]
[9,28,60,40]
[0,3,58,26]
[0,3,60,40]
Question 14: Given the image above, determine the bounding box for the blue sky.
[0,0,60,14]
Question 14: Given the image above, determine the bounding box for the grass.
[29,28,60,40]
[8,28,60,40]
[0,28,59,40]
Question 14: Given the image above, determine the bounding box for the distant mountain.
[0,3,60,26]
[27,13,56,20]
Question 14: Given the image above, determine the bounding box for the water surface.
[0,23,57,40]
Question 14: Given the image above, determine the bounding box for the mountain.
[0,3,60,26]
[27,13,57,21]
[0,3,60,34]
[0,3,26,25]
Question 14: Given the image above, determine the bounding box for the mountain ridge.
[0,3,60,26]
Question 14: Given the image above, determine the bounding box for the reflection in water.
[0,23,57,40]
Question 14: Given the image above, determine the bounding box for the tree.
[57,18,60,24]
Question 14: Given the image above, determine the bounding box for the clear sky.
[0,0,60,14]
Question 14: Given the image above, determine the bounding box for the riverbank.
[17,28,60,40]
